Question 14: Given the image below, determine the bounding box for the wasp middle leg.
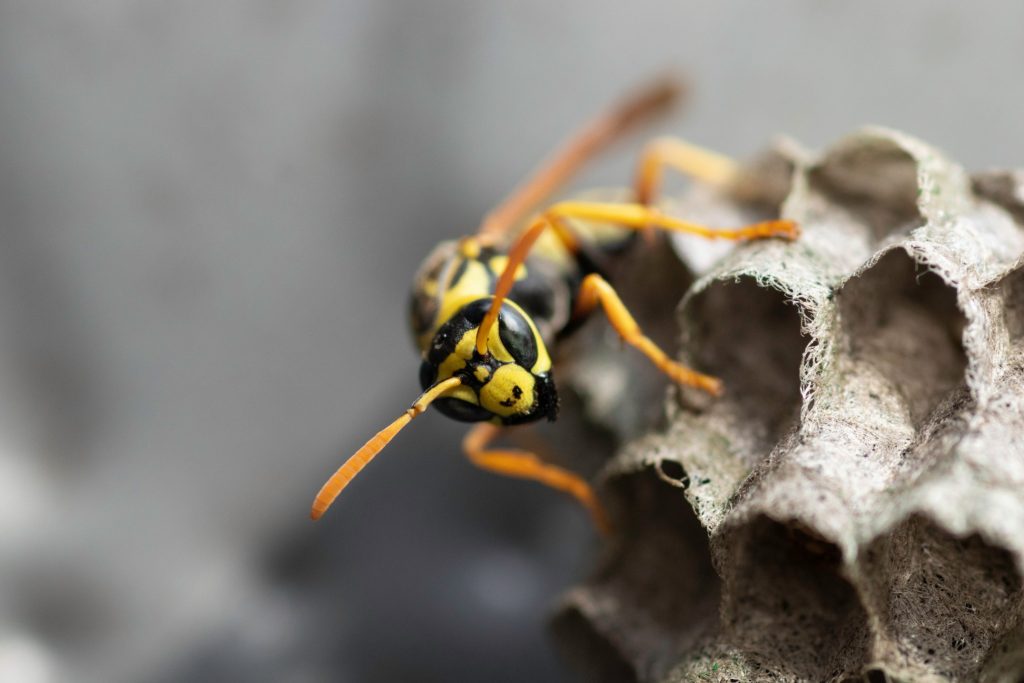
[574,273,722,395]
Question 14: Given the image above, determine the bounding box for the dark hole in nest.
[864,668,889,683]
[549,606,638,683]
[554,470,719,682]
[657,459,689,487]
[809,140,923,241]
[861,515,1023,680]
[720,516,870,681]
[972,171,1024,225]
[730,148,797,213]
[836,249,967,430]
[685,277,807,449]
[602,470,720,627]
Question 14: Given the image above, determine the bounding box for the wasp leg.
[476,200,797,355]
[575,272,722,396]
[463,423,612,535]
[634,136,740,205]
[477,78,682,241]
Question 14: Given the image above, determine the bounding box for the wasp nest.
[554,129,1024,683]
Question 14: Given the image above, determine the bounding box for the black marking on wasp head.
[420,298,558,426]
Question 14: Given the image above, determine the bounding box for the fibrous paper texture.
[554,129,1024,683]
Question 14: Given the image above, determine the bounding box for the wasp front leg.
[463,423,612,535]
[575,273,722,396]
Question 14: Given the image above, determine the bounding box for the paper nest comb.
[552,128,1024,683]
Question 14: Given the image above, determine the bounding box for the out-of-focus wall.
[0,2,1020,681]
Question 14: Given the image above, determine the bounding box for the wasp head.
[419,298,557,425]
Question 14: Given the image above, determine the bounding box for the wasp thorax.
[420,298,557,425]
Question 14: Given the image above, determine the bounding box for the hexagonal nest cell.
[685,276,807,455]
[554,129,1024,682]
[835,248,967,430]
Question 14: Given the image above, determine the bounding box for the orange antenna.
[476,76,684,241]
[310,376,463,520]
[475,214,569,355]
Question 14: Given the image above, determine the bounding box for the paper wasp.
[310,79,798,533]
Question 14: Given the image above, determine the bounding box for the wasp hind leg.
[634,136,740,205]
[463,423,612,535]
[575,272,722,396]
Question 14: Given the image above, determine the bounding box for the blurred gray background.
[0,2,1021,681]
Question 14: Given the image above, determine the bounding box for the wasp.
[310,79,798,533]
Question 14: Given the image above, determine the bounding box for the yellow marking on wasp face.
[474,365,491,382]
[455,327,477,358]
[421,279,438,297]
[437,328,479,380]
[439,310,515,366]
[488,256,526,281]
[485,321,515,363]
[437,353,465,381]
[480,364,536,417]
[436,260,491,332]
[459,238,481,259]
[446,384,479,405]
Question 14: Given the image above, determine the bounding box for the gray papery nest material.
[553,129,1024,683]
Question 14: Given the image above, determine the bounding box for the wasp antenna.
[477,75,686,240]
[310,376,463,520]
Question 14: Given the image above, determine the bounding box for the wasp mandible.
[310,79,799,533]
